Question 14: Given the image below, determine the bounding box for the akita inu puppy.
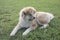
[10,7,36,36]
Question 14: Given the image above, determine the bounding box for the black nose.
[33,17,35,19]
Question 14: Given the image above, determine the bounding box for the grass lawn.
[0,0,60,40]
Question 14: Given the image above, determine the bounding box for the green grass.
[0,0,60,40]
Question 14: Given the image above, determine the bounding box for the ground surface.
[0,0,60,40]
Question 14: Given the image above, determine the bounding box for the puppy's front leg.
[22,19,37,36]
[22,27,33,36]
[10,22,22,36]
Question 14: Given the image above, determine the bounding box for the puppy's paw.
[22,33,27,36]
[10,33,15,36]
[40,24,49,29]
[40,27,44,29]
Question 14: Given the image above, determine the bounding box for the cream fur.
[34,12,54,29]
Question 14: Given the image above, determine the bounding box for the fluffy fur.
[34,12,54,29]
[10,7,36,36]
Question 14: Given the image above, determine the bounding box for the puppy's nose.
[33,17,35,19]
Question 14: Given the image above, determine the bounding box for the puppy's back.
[35,12,54,24]
[36,12,54,20]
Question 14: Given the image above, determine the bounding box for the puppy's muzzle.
[29,17,35,21]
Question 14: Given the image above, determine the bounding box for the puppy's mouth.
[29,19,33,21]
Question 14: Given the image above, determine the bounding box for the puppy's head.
[22,7,36,21]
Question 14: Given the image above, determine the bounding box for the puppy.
[10,7,36,36]
[34,12,54,29]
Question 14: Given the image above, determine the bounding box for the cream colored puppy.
[34,12,54,29]
[10,7,36,36]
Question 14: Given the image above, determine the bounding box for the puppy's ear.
[23,11,26,15]
[22,11,26,18]
[33,10,36,14]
